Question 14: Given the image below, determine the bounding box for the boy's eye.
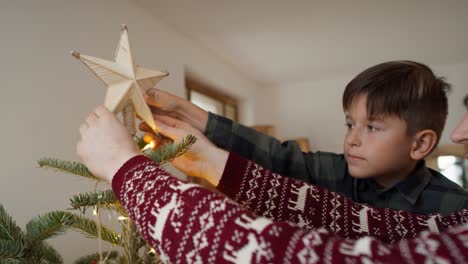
[367,125,379,132]
[345,123,353,129]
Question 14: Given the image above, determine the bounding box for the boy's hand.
[144,88,209,132]
[140,114,228,186]
[76,105,140,182]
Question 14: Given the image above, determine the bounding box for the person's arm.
[113,155,468,264]
[216,152,468,244]
[205,112,344,185]
[142,88,343,187]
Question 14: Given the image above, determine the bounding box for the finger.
[152,135,173,149]
[85,112,99,126]
[138,114,176,132]
[152,121,182,141]
[140,122,162,134]
[138,122,153,133]
[144,88,160,106]
[94,105,110,118]
[149,105,167,114]
[154,114,189,130]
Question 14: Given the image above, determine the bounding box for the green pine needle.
[134,135,148,150]
[25,211,75,244]
[0,205,24,242]
[41,242,63,264]
[74,251,119,264]
[37,158,101,182]
[144,134,197,164]
[69,190,119,211]
[71,215,121,246]
[0,240,24,260]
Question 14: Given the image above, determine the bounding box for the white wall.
[0,0,259,262]
[255,62,468,153]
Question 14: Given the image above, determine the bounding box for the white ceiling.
[135,0,468,87]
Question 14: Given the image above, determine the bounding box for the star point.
[72,25,168,132]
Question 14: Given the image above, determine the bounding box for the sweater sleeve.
[112,155,468,264]
[217,152,468,244]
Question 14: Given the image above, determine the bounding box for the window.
[437,155,466,188]
[426,144,467,189]
[185,76,238,121]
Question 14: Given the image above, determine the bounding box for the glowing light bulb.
[141,140,156,151]
[143,133,155,143]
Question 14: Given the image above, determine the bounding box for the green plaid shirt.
[205,113,468,215]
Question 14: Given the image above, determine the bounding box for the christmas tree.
[0,204,68,263]
[36,132,196,263]
[0,132,195,263]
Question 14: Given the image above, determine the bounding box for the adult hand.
[76,105,140,182]
[140,114,228,186]
[144,88,209,132]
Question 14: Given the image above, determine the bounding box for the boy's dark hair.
[342,60,451,145]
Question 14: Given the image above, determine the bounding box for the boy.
[141,61,468,215]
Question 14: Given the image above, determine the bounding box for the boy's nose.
[450,113,468,144]
[346,129,362,147]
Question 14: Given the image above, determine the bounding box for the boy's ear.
[410,129,438,160]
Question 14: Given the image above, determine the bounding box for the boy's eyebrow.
[368,116,386,123]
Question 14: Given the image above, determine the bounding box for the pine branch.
[144,134,197,164]
[26,242,48,264]
[25,211,74,244]
[74,251,119,264]
[69,190,119,212]
[71,215,121,246]
[38,135,196,182]
[37,158,101,182]
[133,135,147,150]
[41,242,63,264]
[0,205,24,242]
[0,240,24,260]
[120,220,140,263]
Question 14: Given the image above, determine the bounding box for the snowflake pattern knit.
[112,154,468,264]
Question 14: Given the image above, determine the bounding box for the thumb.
[144,88,161,107]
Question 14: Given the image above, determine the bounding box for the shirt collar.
[360,161,431,205]
[394,160,432,205]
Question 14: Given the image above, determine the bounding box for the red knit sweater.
[112,153,468,264]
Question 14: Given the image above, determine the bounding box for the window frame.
[185,76,238,121]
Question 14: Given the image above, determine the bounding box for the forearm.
[217,152,468,243]
[204,113,313,182]
[112,155,468,263]
[177,97,209,132]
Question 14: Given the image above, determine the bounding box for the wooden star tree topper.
[71,24,168,132]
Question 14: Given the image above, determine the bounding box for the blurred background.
[0,0,467,262]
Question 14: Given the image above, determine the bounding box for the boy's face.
[451,112,468,160]
[343,95,416,187]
